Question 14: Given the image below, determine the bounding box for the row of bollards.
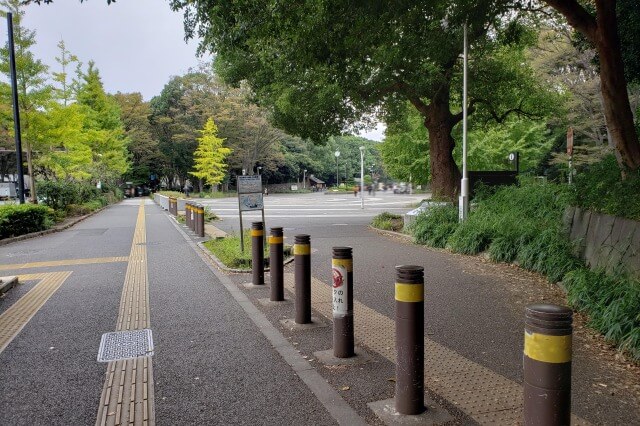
[185,202,205,238]
[246,220,573,425]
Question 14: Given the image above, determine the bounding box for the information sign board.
[239,193,264,211]
[237,175,262,194]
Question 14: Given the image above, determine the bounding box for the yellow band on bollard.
[332,258,353,272]
[294,244,310,255]
[199,208,204,214]
[395,283,424,302]
[524,332,572,363]
[269,236,283,244]
[251,230,264,237]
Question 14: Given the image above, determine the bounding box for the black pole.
[269,227,284,301]
[251,222,265,285]
[7,13,25,204]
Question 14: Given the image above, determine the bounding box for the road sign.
[237,175,262,194]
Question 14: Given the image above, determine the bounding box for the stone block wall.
[564,207,640,277]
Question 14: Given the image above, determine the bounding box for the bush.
[564,268,640,361]
[572,155,640,220]
[410,205,458,248]
[371,212,404,232]
[37,180,101,211]
[0,204,55,239]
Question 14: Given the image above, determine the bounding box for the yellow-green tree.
[190,118,231,190]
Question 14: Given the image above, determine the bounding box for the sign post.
[237,175,265,252]
[567,127,574,185]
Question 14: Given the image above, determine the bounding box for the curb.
[0,205,110,247]
[368,225,413,242]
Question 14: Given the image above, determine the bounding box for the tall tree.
[172,1,553,200]
[0,0,51,202]
[190,117,231,190]
[541,0,640,172]
[52,39,81,106]
[113,92,163,185]
[76,62,129,185]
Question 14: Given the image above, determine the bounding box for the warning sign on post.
[332,262,349,315]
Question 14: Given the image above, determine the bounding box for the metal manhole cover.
[97,329,154,362]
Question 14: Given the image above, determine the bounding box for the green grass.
[371,212,404,232]
[564,268,640,362]
[203,231,291,270]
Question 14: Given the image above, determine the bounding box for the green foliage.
[190,118,232,186]
[0,204,54,239]
[517,228,581,283]
[36,180,100,211]
[410,205,458,248]
[203,231,270,270]
[571,155,640,220]
[371,212,404,232]
[564,268,640,361]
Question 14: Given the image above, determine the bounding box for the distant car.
[393,185,408,194]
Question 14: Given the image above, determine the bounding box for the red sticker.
[332,267,344,288]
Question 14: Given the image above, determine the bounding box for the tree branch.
[543,0,597,43]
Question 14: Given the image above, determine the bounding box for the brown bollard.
[269,227,284,301]
[197,204,205,237]
[332,247,354,358]
[251,222,265,285]
[189,202,195,232]
[395,265,425,415]
[169,197,176,215]
[294,234,311,324]
[185,202,192,229]
[524,304,572,426]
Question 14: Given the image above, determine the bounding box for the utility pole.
[7,13,25,204]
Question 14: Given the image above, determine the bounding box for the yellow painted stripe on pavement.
[524,332,572,364]
[395,283,424,302]
[0,256,128,272]
[96,199,155,426]
[0,271,72,354]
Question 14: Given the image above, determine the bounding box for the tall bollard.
[269,227,284,301]
[197,204,205,237]
[185,202,192,229]
[395,265,425,415]
[524,304,572,426]
[251,222,265,285]
[332,247,354,358]
[294,234,311,324]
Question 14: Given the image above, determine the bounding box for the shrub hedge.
[0,204,55,239]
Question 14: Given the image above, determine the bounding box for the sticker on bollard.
[332,247,354,358]
[524,304,572,426]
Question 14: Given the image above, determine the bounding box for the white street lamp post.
[303,169,307,189]
[359,146,365,209]
[459,22,469,222]
[334,151,340,187]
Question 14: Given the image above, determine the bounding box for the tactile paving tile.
[97,329,154,363]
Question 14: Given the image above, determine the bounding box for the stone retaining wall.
[564,206,640,277]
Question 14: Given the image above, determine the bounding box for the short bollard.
[395,265,425,415]
[189,202,195,232]
[332,247,354,358]
[269,227,284,301]
[294,234,311,324]
[197,204,205,237]
[169,197,177,215]
[251,222,264,285]
[524,304,572,426]
[185,202,192,229]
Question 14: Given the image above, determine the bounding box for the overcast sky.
[13,0,384,141]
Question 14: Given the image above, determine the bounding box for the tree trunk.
[424,99,461,201]
[594,2,640,171]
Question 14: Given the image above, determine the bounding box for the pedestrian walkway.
[1,199,638,425]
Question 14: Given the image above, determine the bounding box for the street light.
[303,169,307,189]
[257,166,262,175]
[359,146,365,209]
[334,151,340,187]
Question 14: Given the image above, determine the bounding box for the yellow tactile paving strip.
[0,257,128,272]
[96,201,154,426]
[283,273,589,425]
[0,271,72,354]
